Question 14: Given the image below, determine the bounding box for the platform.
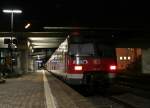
[0,70,102,108]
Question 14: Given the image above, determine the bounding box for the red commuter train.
[46,34,117,86]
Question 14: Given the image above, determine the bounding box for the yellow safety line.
[43,70,57,108]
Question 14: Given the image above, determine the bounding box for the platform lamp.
[2,9,22,73]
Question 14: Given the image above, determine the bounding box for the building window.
[128,56,131,60]
[120,56,123,60]
[124,56,127,60]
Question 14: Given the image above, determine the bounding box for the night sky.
[0,0,149,32]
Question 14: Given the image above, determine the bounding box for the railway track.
[115,73,150,90]
[115,73,150,99]
[87,87,150,108]
[115,83,150,99]
[108,93,150,108]
[72,84,150,108]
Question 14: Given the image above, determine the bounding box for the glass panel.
[69,43,94,56]
[96,44,116,57]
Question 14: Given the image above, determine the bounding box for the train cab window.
[96,44,116,58]
[69,43,95,56]
[96,50,103,57]
[102,49,116,58]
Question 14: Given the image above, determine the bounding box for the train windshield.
[69,43,95,56]
[96,44,116,58]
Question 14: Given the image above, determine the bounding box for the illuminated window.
[120,56,123,60]
[128,56,131,60]
[124,56,127,60]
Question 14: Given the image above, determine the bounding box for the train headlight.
[109,65,116,70]
[74,66,82,71]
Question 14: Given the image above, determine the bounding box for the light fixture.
[25,23,31,29]
[2,9,22,73]
[3,9,22,13]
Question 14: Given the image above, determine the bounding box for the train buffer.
[0,70,102,108]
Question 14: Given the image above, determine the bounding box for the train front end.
[67,36,117,85]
